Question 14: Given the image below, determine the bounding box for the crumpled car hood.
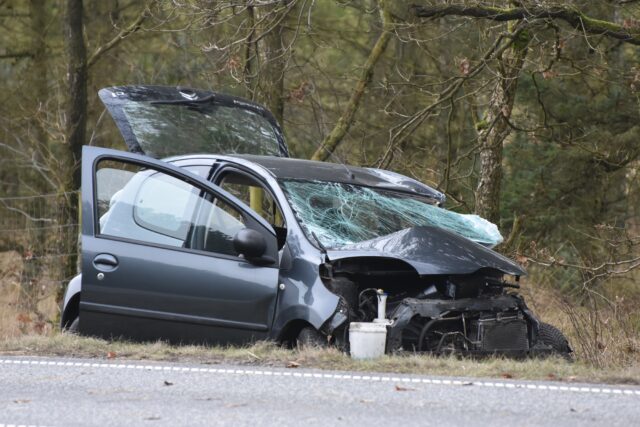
[325,226,526,276]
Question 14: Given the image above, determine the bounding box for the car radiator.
[476,315,529,352]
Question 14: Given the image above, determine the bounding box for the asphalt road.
[1,357,639,427]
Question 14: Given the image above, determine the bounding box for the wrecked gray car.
[61,86,571,357]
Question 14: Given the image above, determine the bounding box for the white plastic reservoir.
[349,322,388,359]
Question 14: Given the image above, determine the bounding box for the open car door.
[99,85,289,158]
[79,146,281,344]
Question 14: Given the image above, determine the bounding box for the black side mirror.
[233,228,269,262]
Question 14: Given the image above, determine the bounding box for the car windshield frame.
[279,178,503,249]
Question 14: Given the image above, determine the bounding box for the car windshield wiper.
[311,231,328,255]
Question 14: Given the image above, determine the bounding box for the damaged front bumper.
[386,294,554,356]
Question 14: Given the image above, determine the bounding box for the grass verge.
[1,333,639,385]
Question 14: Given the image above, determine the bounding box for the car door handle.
[93,253,119,271]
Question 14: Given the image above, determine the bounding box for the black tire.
[538,322,572,358]
[296,326,327,349]
[66,317,79,334]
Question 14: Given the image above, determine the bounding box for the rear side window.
[184,165,211,178]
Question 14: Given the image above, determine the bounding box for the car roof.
[169,154,445,202]
[231,154,379,181]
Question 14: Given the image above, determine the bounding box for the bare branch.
[310,0,394,161]
[0,198,54,223]
[411,3,640,45]
[87,4,151,68]
[377,27,520,168]
[0,51,31,59]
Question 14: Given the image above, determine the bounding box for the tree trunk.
[60,0,87,298]
[64,0,87,190]
[253,3,293,126]
[474,24,529,224]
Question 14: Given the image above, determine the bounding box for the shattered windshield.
[281,180,503,248]
[121,103,281,158]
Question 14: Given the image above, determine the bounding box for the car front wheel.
[538,322,572,358]
[296,326,327,349]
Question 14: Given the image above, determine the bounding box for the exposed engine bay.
[321,257,555,356]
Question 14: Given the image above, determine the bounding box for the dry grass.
[0,251,58,337]
[520,280,640,369]
[0,251,27,337]
[2,251,639,385]
[1,333,639,385]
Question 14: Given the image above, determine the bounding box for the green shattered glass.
[281,180,503,249]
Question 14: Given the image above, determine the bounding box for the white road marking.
[1,358,639,397]
[0,424,51,427]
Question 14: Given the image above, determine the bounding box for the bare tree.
[311,0,394,161]
[411,1,640,223]
[59,0,150,292]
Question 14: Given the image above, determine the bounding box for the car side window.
[195,197,246,255]
[219,171,284,228]
[96,159,246,257]
[133,173,198,240]
[218,170,287,249]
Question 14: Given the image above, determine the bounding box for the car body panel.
[63,274,82,310]
[78,147,281,344]
[326,226,526,276]
[208,157,342,337]
[60,85,544,354]
[64,150,530,345]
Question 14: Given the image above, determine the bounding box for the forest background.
[0,0,639,369]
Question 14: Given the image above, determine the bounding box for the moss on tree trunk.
[474,23,529,224]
